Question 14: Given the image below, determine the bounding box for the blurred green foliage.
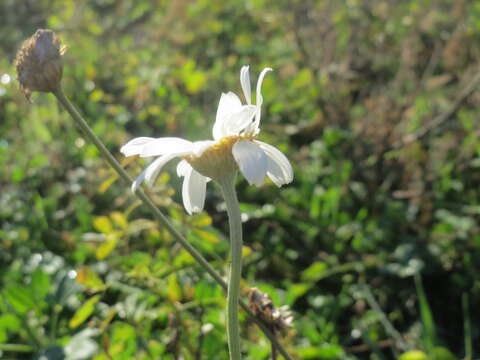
[1,0,480,359]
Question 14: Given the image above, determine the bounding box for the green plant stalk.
[20,313,45,349]
[49,304,62,344]
[219,174,243,360]
[462,293,472,360]
[52,88,293,360]
[0,343,34,352]
[414,273,436,355]
[53,88,226,288]
[361,283,408,352]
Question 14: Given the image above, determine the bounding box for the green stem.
[49,304,62,344]
[361,283,408,352]
[219,174,243,360]
[53,88,226,289]
[462,293,472,360]
[0,344,34,352]
[52,89,293,360]
[20,315,45,349]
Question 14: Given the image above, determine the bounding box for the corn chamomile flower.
[121,66,293,214]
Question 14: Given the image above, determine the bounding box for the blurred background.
[1,0,479,359]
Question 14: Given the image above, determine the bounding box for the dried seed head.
[248,287,294,335]
[14,29,66,99]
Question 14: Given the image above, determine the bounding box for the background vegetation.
[1,0,479,359]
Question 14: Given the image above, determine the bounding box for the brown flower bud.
[14,29,66,99]
[248,287,294,335]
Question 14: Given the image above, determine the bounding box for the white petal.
[222,105,257,136]
[232,140,267,186]
[121,137,156,157]
[180,164,208,214]
[131,170,146,193]
[192,140,214,157]
[213,92,242,140]
[176,159,191,177]
[140,137,193,157]
[240,66,251,104]
[177,159,212,182]
[243,67,273,136]
[144,153,178,187]
[255,140,293,185]
[187,171,208,214]
[256,67,273,105]
[265,156,288,187]
[251,67,273,134]
[264,156,285,187]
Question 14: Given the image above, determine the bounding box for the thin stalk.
[414,273,436,354]
[52,89,293,360]
[49,304,62,344]
[361,283,408,352]
[272,343,277,360]
[21,315,45,349]
[53,88,226,289]
[219,174,243,360]
[462,293,472,360]
[0,344,34,352]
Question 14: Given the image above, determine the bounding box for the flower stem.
[53,88,225,287]
[219,174,243,360]
[52,88,293,360]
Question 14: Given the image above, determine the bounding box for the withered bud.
[248,287,294,335]
[14,29,66,99]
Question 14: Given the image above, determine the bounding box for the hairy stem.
[52,89,293,360]
[219,174,243,360]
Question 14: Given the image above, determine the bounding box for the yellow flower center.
[184,135,255,180]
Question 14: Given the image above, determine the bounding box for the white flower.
[121,66,293,214]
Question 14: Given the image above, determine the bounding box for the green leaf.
[96,234,118,260]
[11,167,25,183]
[414,274,436,352]
[76,267,106,291]
[32,116,52,142]
[297,344,344,359]
[98,174,118,194]
[185,71,207,94]
[167,275,182,302]
[194,281,216,301]
[431,347,458,360]
[192,229,219,243]
[110,211,128,229]
[190,213,212,227]
[286,283,310,305]
[242,245,252,257]
[93,216,113,234]
[69,295,101,329]
[4,285,36,314]
[31,269,50,301]
[398,350,428,360]
[0,314,21,342]
[301,261,328,282]
[292,68,313,89]
[108,322,137,358]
